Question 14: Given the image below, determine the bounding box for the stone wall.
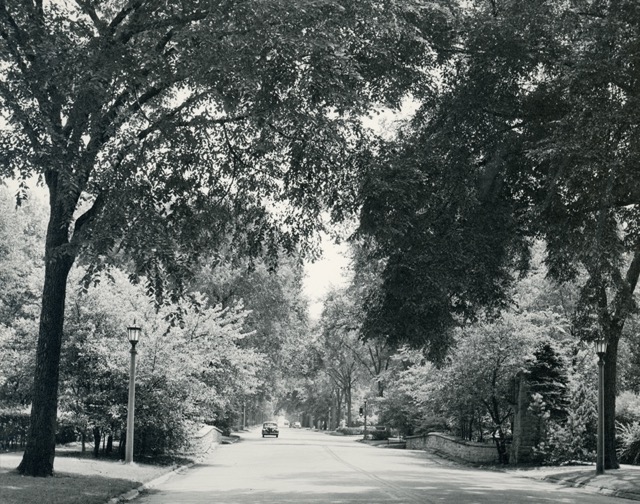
[405,432,499,464]
[184,424,223,457]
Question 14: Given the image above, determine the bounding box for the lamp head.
[127,320,141,345]
[595,337,607,357]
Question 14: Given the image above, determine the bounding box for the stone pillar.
[510,372,542,464]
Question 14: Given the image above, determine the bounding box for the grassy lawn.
[0,450,182,504]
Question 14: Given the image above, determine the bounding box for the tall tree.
[357,0,640,468]
[0,0,444,475]
[318,288,370,426]
[193,253,312,421]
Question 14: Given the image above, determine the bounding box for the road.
[136,427,634,503]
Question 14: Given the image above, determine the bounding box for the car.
[292,421,301,429]
[283,420,290,428]
[262,421,279,438]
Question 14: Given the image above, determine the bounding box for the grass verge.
[0,450,183,504]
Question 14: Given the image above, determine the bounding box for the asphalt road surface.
[136,427,635,503]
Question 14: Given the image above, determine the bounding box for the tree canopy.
[354,0,640,468]
[0,0,450,476]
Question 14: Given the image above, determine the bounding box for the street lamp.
[125,320,141,464]
[595,336,607,475]
[363,400,368,441]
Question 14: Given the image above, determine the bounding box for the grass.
[0,448,184,504]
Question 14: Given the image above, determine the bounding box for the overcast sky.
[302,236,350,321]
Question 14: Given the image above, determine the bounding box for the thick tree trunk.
[604,333,620,469]
[17,198,75,476]
[602,251,640,469]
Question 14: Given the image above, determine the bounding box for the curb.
[106,441,223,504]
[106,461,195,504]
[542,474,640,502]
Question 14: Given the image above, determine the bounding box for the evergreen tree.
[528,342,570,424]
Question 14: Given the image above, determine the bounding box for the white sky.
[303,236,351,321]
[301,99,417,321]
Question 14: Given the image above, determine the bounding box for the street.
[136,428,635,503]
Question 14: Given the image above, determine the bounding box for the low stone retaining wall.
[405,432,498,464]
[184,424,223,456]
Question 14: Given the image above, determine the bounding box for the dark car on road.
[262,422,279,438]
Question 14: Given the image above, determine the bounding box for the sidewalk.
[391,439,640,501]
[506,464,640,501]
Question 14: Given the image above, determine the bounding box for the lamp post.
[363,400,368,441]
[595,337,607,475]
[125,320,141,464]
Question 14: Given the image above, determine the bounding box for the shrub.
[134,381,191,456]
[534,380,597,464]
[617,391,640,425]
[55,418,78,445]
[618,421,640,465]
[370,428,391,441]
[335,426,363,435]
[0,410,29,450]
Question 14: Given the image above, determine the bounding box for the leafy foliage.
[374,347,443,437]
[318,288,366,427]
[59,267,265,456]
[0,188,45,407]
[616,391,640,426]
[0,0,446,474]
[528,342,570,423]
[534,379,597,465]
[618,421,640,465]
[356,0,640,468]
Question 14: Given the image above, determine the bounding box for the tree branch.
[74,0,108,34]
[70,192,106,247]
[0,2,30,72]
[118,9,210,45]
[0,1,27,47]
[611,249,640,329]
[0,83,42,149]
[108,0,146,32]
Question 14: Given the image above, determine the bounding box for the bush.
[55,419,78,445]
[618,421,640,464]
[370,428,391,441]
[534,380,597,464]
[134,381,191,456]
[617,391,640,425]
[335,426,363,435]
[0,410,29,450]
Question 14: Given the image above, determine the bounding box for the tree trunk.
[106,434,113,454]
[346,385,352,427]
[604,332,620,469]
[493,428,508,464]
[17,194,75,476]
[93,427,101,457]
[119,430,126,460]
[335,391,343,427]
